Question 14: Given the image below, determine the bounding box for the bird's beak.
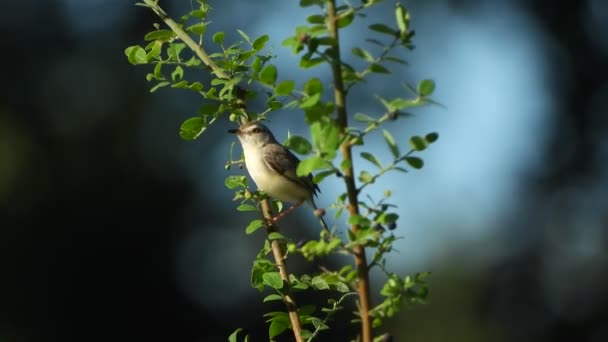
[228,128,239,134]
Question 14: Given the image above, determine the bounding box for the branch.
[326,1,372,342]
[260,200,304,342]
[139,1,303,340]
[140,0,229,80]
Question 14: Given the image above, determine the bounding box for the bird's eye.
[252,127,262,133]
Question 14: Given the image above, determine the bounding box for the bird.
[228,120,328,229]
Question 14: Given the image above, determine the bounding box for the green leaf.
[384,56,407,65]
[149,81,170,93]
[304,78,323,95]
[245,219,264,234]
[298,304,316,317]
[313,169,336,184]
[409,135,428,151]
[369,63,390,74]
[275,80,295,95]
[263,294,283,302]
[354,113,375,123]
[225,175,247,189]
[186,22,207,35]
[199,103,218,116]
[144,29,174,41]
[171,65,184,81]
[284,135,312,155]
[268,232,286,240]
[299,93,321,109]
[369,23,396,36]
[395,3,409,34]
[307,14,325,24]
[300,56,324,68]
[358,170,373,184]
[405,156,424,169]
[228,328,244,342]
[259,65,277,85]
[418,79,435,97]
[348,214,371,227]
[189,9,207,19]
[297,156,329,176]
[179,117,206,140]
[146,41,162,61]
[311,276,330,290]
[425,132,439,143]
[251,57,263,73]
[171,80,188,89]
[361,152,382,168]
[377,213,399,224]
[237,29,251,44]
[212,31,225,44]
[311,121,340,159]
[253,34,269,51]
[125,46,147,65]
[237,203,257,212]
[352,47,374,62]
[300,0,324,7]
[382,130,400,158]
[167,43,186,61]
[153,62,163,78]
[337,9,355,28]
[262,272,284,290]
[269,320,288,339]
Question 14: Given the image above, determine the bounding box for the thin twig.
[141,0,229,80]
[326,1,373,342]
[260,200,305,342]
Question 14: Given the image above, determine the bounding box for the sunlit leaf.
[212,31,225,44]
[245,219,264,234]
[253,34,269,51]
[259,65,277,85]
[275,80,295,95]
[284,135,312,155]
[417,79,435,97]
[297,156,329,176]
[179,117,206,140]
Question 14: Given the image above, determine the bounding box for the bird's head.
[228,121,277,147]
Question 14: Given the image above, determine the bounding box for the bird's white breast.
[242,144,310,203]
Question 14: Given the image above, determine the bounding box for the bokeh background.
[1,0,607,341]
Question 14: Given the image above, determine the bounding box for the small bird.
[228,121,327,228]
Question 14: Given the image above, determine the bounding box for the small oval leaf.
[418,79,435,97]
[260,65,278,85]
[297,156,329,176]
[425,132,439,143]
[405,156,424,169]
[409,136,427,151]
[275,80,295,95]
[179,117,205,140]
[284,135,312,155]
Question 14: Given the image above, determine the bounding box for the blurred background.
[1,0,607,341]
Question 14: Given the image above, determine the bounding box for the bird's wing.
[262,143,320,197]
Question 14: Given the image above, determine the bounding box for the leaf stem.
[326,1,373,341]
